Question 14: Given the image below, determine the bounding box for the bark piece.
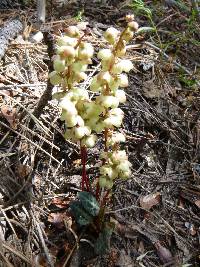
[0,19,23,59]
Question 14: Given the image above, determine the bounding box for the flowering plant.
[49,15,139,254]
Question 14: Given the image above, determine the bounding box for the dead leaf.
[140,192,161,210]
[1,105,18,129]
[16,164,31,179]
[195,199,200,208]
[48,212,68,229]
[154,241,173,264]
[51,197,71,209]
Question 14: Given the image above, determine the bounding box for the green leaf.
[136,27,155,35]
[78,191,100,217]
[70,201,93,226]
[94,226,113,255]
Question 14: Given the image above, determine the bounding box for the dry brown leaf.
[194,199,200,208]
[140,192,161,210]
[154,241,173,264]
[48,212,68,229]
[16,164,31,179]
[1,104,18,129]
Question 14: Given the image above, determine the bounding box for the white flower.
[78,43,94,60]
[107,132,126,145]
[118,74,129,87]
[115,90,126,103]
[57,36,77,47]
[116,160,132,173]
[104,27,119,44]
[97,49,113,61]
[111,150,127,164]
[56,46,76,59]
[120,59,133,72]
[65,115,78,127]
[74,126,86,139]
[83,134,97,148]
[97,71,112,85]
[65,26,80,37]
[97,95,119,108]
[59,98,77,115]
[71,61,88,72]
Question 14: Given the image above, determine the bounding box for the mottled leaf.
[70,201,93,226]
[78,191,100,217]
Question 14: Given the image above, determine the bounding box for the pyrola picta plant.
[49,14,139,211]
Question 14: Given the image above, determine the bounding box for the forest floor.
[0,0,200,266]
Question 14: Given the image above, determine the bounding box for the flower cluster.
[49,15,138,189]
[99,149,132,189]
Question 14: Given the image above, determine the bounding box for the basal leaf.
[70,201,93,226]
[78,191,100,217]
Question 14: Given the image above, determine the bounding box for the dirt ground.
[0,0,200,266]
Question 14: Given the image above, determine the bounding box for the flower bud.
[122,28,133,42]
[49,71,62,85]
[65,26,80,38]
[53,57,66,72]
[111,62,123,74]
[125,14,135,22]
[57,46,76,59]
[104,27,119,44]
[128,21,139,31]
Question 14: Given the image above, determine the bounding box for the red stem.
[80,145,90,191]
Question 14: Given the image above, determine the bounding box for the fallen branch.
[31,32,55,125]
[0,19,23,59]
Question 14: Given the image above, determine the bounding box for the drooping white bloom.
[74,126,86,139]
[120,59,133,72]
[65,115,78,127]
[97,95,119,108]
[104,27,119,44]
[97,49,113,61]
[65,26,80,38]
[83,134,97,148]
[118,74,129,87]
[57,46,76,59]
[59,98,77,115]
[71,61,88,72]
[115,90,126,103]
[57,36,77,47]
[78,43,94,60]
[107,132,126,146]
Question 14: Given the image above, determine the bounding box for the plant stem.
[80,145,90,191]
